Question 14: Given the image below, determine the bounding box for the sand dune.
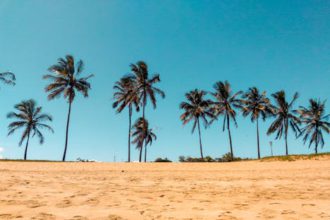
[0,159,329,219]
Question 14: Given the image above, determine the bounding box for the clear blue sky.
[0,0,329,161]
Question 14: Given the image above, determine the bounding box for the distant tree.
[210,81,243,159]
[241,87,274,159]
[43,55,93,161]
[295,99,330,154]
[113,76,140,162]
[131,117,157,162]
[267,91,300,155]
[180,89,214,159]
[7,99,53,160]
[0,71,16,87]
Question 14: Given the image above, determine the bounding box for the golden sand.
[0,159,329,219]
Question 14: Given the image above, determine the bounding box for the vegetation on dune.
[261,152,330,162]
[154,157,172,162]
[178,153,247,162]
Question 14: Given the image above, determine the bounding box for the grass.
[261,152,330,162]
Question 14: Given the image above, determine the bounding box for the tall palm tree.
[210,81,243,159]
[295,99,330,154]
[267,91,300,155]
[7,99,53,160]
[129,61,164,160]
[131,117,157,162]
[180,89,213,159]
[0,71,16,87]
[113,76,140,162]
[241,87,274,159]
[130,61,165,119]
[43,55,93,161]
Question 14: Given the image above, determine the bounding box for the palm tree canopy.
[241,87,274,122]
[43,55,94,103]
[7,99,54,145]
[267,90,301,139]
[0,71,16,86]
[131,117,157,149]
[210,81,243,130]
[129,61,165,109]
[295,99,330,148]
[113,75,140,113]
[180,89,214,133]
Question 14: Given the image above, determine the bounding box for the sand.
[0,159,329,220]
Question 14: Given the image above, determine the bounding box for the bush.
[154,157,172,162]
[178,153,245,162]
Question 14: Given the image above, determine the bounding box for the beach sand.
[0,159,329,219]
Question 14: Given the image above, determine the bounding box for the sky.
[0,0,329,162]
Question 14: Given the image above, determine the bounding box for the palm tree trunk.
[197,118,204,159]
[141,94,146,162]
[24,131,31,160]
[227,114,234,160]
[139,146,143,162]
[62,101,72,162]
[144,144,147,162]
[285,121,288,156]
[256,118,260,159]
[128,105,132,162]
[315,142,318,154]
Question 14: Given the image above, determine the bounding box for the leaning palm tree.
[180,89,214,159]
[130,61,165,119]
[210,81,243,159]
[43,55,93,161]
[113,76,140,162]
[7,99,53,160]
[295,99,330,154]
[241,87,274,159]
[0,71,16,87]
[267,91,300,155]
[131,117,157,162]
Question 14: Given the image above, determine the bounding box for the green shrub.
[154,157,172,162]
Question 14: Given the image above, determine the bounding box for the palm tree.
[180,89,214,159]
[241,87,274,159]
[0,71,16,87]
[43,55,93,161]
[113,76,140,162]
[295,99,330,154]
[210,81,243,159]
[7,99,53,160]
[267,91,300,155]
[130,61,165,119]
[129,61,164,160]
[131,117,157,162]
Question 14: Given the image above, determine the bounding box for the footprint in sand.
[107,215,124,220]
[31,212,56,220]
[281,210,296,215]
[55,199,72,208]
